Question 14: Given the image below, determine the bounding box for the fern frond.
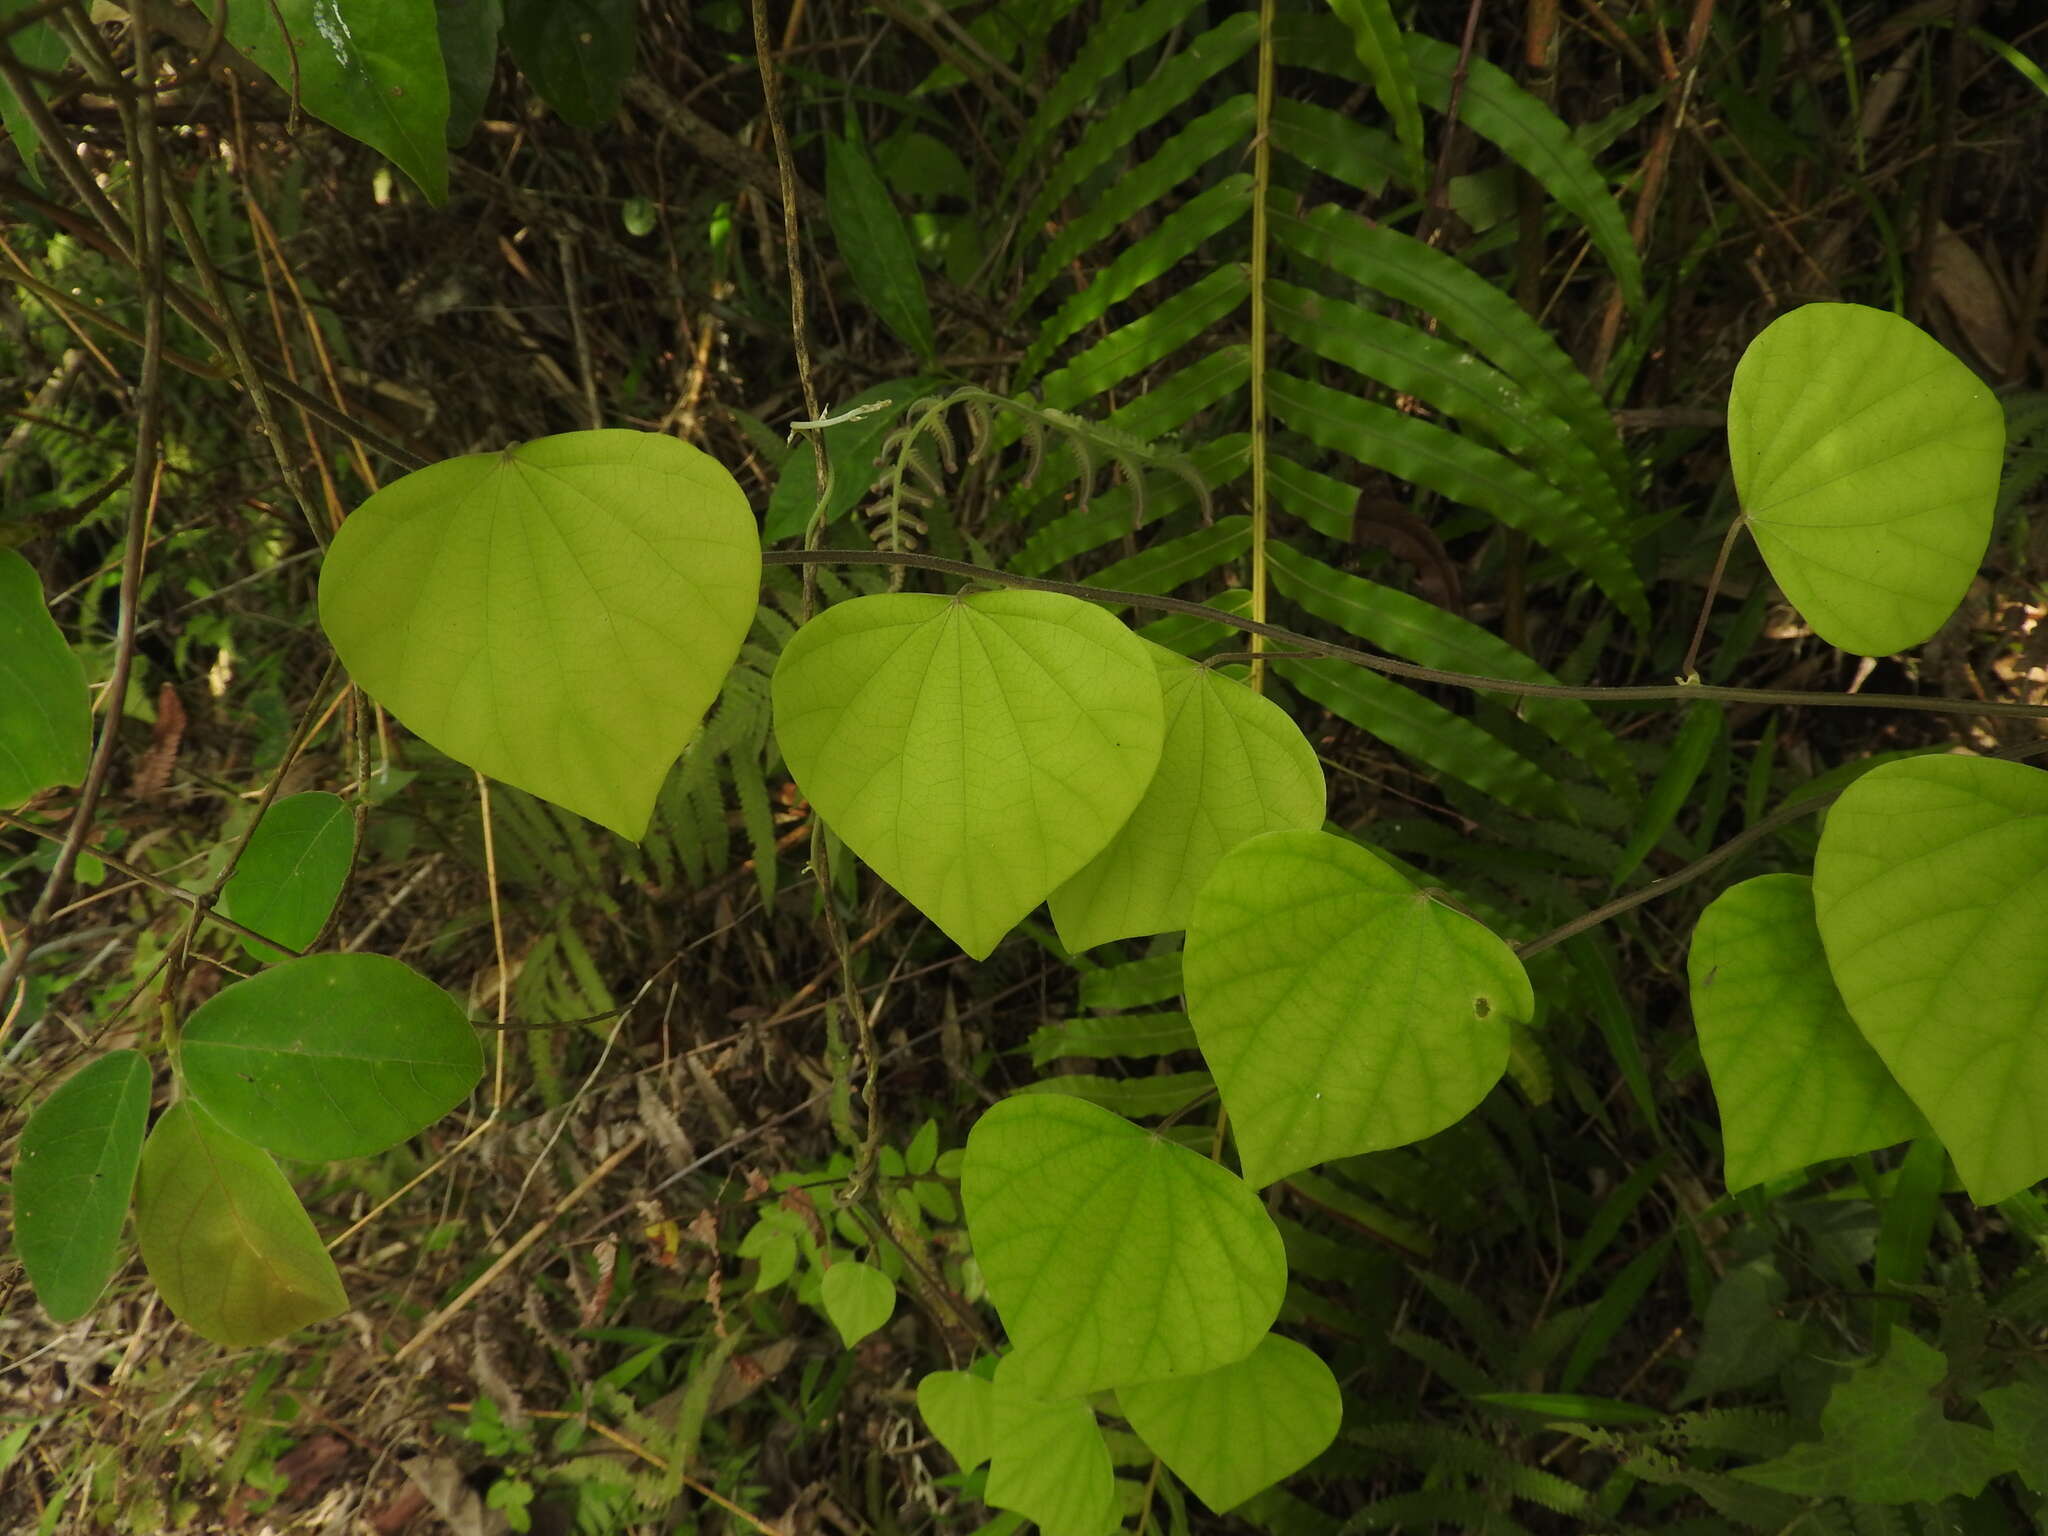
[1005,0,1212,186]
[1349,1424,1591,1516]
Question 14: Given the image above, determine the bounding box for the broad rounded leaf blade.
[1813,755,2048,1203]
[1184,829,1526,1188]
[961,1093,1285,1398]
[772,590,1166,959]
[319,430,759,839]
[1119,1334,1341,1514]
[219,792,355,962]
[182,954,482,1162]
[201,0,450,201]
[14,1050,151,1322]
[1729,303,2002,656]
[985,1357,1120,1536]
[135,1101,349,1347]
[916,1370,995,1471]
[820,1260,895,1347]
[1690,874,1927,1191]
[1049,644,1326,953]
[0,548,89,809]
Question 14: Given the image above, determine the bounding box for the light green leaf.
[502,0,634,129]
[763,377,939,544]
[181,954,482,1162]
[1729,303,2003,656]
[318,430,759,840]
[1735,1332,2012,1501]
[1689,874,1927,1192]
[738,1222,797,1292]
[820,1260,895,1347]
[1077,952,1183,1011]
[986,1357,1120,1536]
[218,791,355,962]
[916,1369,996,1471]
[1050,644,1325,952]
[1812,754,2048,1203]
[14,1051,151,1322]
[1015,1071,1215,1120]
[962,1093,1285,1397]
[436,0,502,147]
[1980,1379,2048,1494]
[1027,1010,1199,1067]
[135,1101,349,1348]
[1326,0,1425,190]
[771,590,1165,959]
[200,0,450,202]
[1183,829,1527,1188]
[1120,1335,1341,1514]
[826,133,935,360]
[0,549,89,809]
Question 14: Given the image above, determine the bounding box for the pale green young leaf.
[762,377,938,544]
[0,548,89,809]
[962,1093,1285,1397]
[826,133,935,361]
[1734,1333,2011,1501]
[1050,644,1325,952]
[14,1050,151,1322]
[318,430,760,840]
[219,792,355,962]
[502,0,634,129]
[820,1261,895,1347]
[135,1102,349,1348]
[199,0,450,201]
[771,590,1165,959]
[1730,303,2002,656]
[1689,875,1927,1192]
[986,1359,1120,1536]
[181,954,482,1162]
[917,1369,996,1471]
[1325,0,1426,190]
[1813,755,2048,1203]
[1184,829,1527,1188]
[1120,1335,1341,1514]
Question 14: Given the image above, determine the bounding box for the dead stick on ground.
[392,1133,646,1364]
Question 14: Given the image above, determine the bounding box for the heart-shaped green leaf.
[219,792,355,962]
[917,1369,996,1471]
[200,0,450,201]
[0,548,89,809]
[1813,755,2048,1203]
[1184,829,1526,1188]
[1728,303,2002,656]
[820,1260,895,1347]
[1690,874,1927,1191]
[772,590,1165,959]
[1119,1334,1341,1514]
[135,1101,349,1347]
[14,1050,151,1322]
[319,430,759,840]
[961,1093,1285,1398]
[1049,644,1326,953]
[181,954,482,1162]
[986,1357,1120,1536]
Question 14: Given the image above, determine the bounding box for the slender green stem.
[759,549,2048,723]
[1247,0,1276,692]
